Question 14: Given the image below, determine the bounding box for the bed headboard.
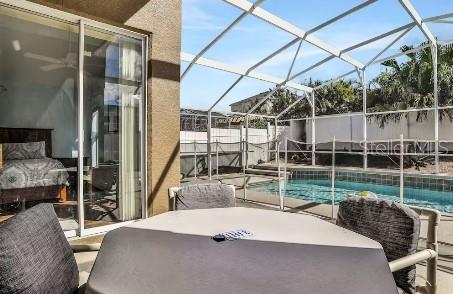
[0,127,53,157]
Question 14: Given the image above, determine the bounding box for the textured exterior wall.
[32,0,181,216]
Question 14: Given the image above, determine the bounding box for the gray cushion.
[0,204,79,294]
[336,197,420,294]
[176,182,235,210]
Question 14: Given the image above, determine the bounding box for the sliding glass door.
[0,1,147,236]
[82,25,144,231]
[0,5,80,235]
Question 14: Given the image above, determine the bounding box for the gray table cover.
[86,228,398,294]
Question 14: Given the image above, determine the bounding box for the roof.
[180,108,227,118]
[229,91,271,107]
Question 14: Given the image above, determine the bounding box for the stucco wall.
[33,0,181,216]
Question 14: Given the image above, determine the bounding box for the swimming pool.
[251,179,453,213]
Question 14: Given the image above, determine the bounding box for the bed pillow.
[3,141,46,160]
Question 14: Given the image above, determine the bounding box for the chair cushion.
[336,197,420,294]
[176,182,235,210]
[0,204,79,294]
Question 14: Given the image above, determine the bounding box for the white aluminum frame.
[399,0,436,44]
[223,0,365,69]
[181,0,267,79]
[182,0,453,178]
[195,1,387,177]
[360,69,367,169]
[78,24,148,237]
[398,0,439,171]
[78,19,86,234]
[181,53,311,92]
[142,35,149,219]
[0,0,149,237]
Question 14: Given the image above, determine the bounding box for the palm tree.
[367,43,453,127]
[270,87,311,120]
[310,79,362,115]
[261,42,453,128]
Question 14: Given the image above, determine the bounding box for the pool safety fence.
[181,135,453,217]
[276,134,453,218]
[241,139,282,204]
[180,139,279,179]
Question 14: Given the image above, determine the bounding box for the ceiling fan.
[22,29,93,72]
[23,51,79,72]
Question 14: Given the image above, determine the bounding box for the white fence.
[181,126,285,144]
[304,112,453,150]
[180,126,286,177]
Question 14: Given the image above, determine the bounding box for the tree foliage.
[367,43,453,127]
[270,88,311,120]
[308,79,362,115]
[263,42,453,128]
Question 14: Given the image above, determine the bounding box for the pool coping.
[286,165,453,180]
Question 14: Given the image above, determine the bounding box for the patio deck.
[71,181,453,293]
[236,183,453,294]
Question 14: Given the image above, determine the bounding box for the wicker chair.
[337,196,439,294]
[169,181,235,210]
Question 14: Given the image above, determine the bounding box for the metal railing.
[275,134,453,216]
[181,135,453,220]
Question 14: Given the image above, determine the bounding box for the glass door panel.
[82,25,144,229]
[0,5,79,232]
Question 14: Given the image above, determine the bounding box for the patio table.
[86,207,398,294]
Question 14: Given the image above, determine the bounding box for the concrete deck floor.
[72,175,453,292]
[237,196,453,293]
[70,235,104,286]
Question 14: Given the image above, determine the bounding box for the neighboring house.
[230,91,275,114]
[0,0,181,237]
[180,108,259,132]
[180,108,229,132]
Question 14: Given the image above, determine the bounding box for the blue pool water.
[251,179,453,213]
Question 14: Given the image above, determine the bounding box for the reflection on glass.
[83,26,143,228]
[0,6,79,231]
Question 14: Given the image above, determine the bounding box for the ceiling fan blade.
[24,52,62,64]
[41,63,66,72]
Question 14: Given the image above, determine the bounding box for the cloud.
[182,1,216,27]
[182,0,256,33]
[222,32,391,70]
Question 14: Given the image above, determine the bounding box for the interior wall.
[0,79,77,158]
[0,24,78,158]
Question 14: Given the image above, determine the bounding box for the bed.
[0,128,69,205]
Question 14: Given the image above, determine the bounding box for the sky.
[181,0,453,112]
